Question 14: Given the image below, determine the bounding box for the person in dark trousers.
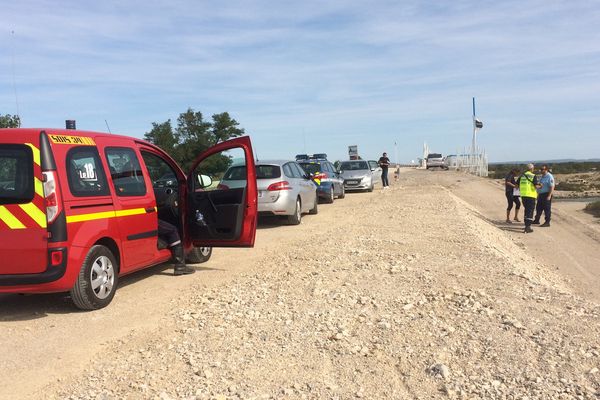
[533,164,555,227]
[519,163,541,233]
[504,168,521,223]
[158,219,195,275]
[378,152,390,189]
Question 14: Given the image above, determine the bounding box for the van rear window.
[0,145,34,205]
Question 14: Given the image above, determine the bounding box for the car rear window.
[340,161,368,170]
[256,165,281,179]
[427,153,442,159]
[223,166,247,180]
[298,163,321,175]
[0,144,34,205]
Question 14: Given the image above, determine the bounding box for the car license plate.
[346,180,359,185]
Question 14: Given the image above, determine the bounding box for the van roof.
[0,128,146,144]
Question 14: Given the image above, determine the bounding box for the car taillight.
[42,171,62,224]
[267,181,292,191]
[313,173,328,180]
[217,183,230,190]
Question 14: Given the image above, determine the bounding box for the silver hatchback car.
[220,160,318,224]
[339,160,375,192]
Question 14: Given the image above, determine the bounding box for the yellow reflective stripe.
[115,208,147,217]
[19,203,47,228]
[34,177,43,197]
[66,207,153,223]
[0,206,26,229]
[25,143,41,166]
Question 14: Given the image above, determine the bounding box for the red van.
[0,128,257,309]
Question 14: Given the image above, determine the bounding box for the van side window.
[105,148,146,196]
[0,144,34,205]
[66,147,109,197]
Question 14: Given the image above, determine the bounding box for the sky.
[1,0,599,163]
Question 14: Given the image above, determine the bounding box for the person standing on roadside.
[378,152,390,189]
[504,168,521,223]
[519,163,541,233]
[533,164,555,227]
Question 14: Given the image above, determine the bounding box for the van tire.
[71,245,119,310]
[186,246,212,264]
[287,198,302,225]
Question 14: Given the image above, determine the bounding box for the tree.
[0,114,20,128]
[144,120,177,155]
[143,108,246,172]
[210,112,244,145]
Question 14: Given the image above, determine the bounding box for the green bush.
[584,201,600,217]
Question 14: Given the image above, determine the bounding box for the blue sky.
[1,0,599,163]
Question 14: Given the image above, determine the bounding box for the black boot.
[172,245,195,276]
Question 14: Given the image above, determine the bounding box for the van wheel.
[187,246,212,264]
[71,245,119,310]
[287,198,302,225]
[309,195,318,215]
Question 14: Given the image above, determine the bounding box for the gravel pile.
[49,182,600,399]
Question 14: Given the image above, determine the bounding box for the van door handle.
[145,207,156,213]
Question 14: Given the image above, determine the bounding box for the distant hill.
[490,158,600,165]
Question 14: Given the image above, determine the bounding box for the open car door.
[186,136,257,247]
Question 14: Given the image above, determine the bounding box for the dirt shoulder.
[1,170,599,399]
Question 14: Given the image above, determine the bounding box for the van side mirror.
[197,174,213,188]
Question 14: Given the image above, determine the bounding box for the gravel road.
[2,170,599,399]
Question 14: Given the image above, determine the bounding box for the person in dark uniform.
[158,219,195,275]
[504,168,521,223]
[378,152,390,188]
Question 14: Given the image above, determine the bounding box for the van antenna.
[105,119,112,134]
[10,30,21,126]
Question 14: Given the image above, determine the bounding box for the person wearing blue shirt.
[533,164,555,227]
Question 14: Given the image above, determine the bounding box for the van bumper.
[0,247,68,287]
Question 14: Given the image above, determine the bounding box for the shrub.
[584,201,600,217]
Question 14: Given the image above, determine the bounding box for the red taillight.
[42,171,62,224]
[267,181,292,191]
[313,173,328,180]
[217,183,230,190]
[50,250,63,266]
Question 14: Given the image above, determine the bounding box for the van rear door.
[186,136,257,247]
[0,131,48,274]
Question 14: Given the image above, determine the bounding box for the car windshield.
[299,163,321,175]
[256,165,281,179]
[340,161,369,171]
[427,153,442,159]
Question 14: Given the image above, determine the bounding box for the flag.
[474,118,483,129]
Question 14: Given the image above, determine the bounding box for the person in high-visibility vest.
[519,163,541,233]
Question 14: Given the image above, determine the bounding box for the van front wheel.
[71,245,119,310]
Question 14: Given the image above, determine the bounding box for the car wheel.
[309,194,318,214]
[186,246,212,264]
[287,198,302,225]
[338,185,345,199]
[326,186,334,203]
[368,182,374,192]
[70,245,119,310]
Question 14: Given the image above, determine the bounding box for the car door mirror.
[197,174,213,188]
[370,168,375,171]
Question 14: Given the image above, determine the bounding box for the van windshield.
[0,145,34,205]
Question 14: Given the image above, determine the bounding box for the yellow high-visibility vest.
[519,171,538,199]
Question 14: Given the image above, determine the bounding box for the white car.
[339,160,375,192]
[220,160,318,224]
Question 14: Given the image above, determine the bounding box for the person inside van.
[158,219,195,275]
